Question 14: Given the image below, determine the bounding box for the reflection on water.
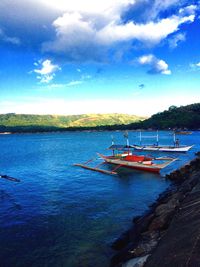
[0,131,199,267]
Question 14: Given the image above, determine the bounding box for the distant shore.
[0,127,198,135]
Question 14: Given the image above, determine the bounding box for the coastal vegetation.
[0,103,199,133]
[134,103,200,130]
[0,113,145,133]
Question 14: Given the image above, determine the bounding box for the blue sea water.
[0,131,199,267]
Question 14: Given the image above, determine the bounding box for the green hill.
[127,103,200,130]
[1,103,199,132]
[0,113,145,132]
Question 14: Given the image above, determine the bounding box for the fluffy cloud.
[34,59,60,83]
[190,61,200,70]
[66,80,83,86]
[0,28,20,45]
[0,0,198,62]
[42,1,196,61]
[138,54,171,75]
[168,32,186,48]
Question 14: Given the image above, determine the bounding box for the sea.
[0,131,199,267]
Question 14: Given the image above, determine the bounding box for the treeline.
[133,103,200,130]
[0,113,144,128]
[0,103,199,133]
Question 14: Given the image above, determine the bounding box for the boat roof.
[108,144,133,150]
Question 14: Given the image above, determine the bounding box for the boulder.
[112,230,131,250]
[128,240,158,258]
[148,210,174,231]
[155,198,179,217]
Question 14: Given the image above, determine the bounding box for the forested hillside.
[134,103,200,130]
[0,103,199,133]
[0,113,145,132]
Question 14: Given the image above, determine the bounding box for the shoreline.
[110,152,200,267]
[0,129,199,135]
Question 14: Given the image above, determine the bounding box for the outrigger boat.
[74,144,177,175]
[0,174,20,182]
[131,131,193,153]
[175,131,193,135]
[132,144,193,153]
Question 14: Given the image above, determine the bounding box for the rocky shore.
[110,152,200,267]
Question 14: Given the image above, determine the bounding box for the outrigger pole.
[73,153,120,176]
[0,174,20,182]
[73,163,118,175]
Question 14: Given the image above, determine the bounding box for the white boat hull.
[132,145,193,153]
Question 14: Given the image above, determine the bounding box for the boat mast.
[111,135,114,145]
[173,132,176,146]
[124,131,130,154]
[111,135,115,155]
[156,130,159,146]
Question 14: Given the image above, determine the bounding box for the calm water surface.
[0,131,199,267]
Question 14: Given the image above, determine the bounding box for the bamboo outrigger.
[73,163,118,175]
[74,144,177,176]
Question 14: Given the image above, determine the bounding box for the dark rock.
[170,192,184,202]
[141,230,160,242]
[132,215,142,224]
[178,181,192,193]
[189,174,200,187]
[166,169,186,182]
[111,230,131,250]
[155,198,179,217]
[128,239,158,258]
[110,155,200,267]
[148,210,174,231]
[135,213,155,234]
[195,151,200,157]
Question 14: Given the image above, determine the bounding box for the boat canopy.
[108,144,132,150]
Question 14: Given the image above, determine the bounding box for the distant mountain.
[127,103,200,130]
[0,113,146,132]
[1,103,199,133]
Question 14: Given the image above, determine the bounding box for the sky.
[0,0,200,116]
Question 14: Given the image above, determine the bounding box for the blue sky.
[0,0,200,116]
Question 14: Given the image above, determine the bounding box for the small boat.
[131,131,193,153]
[131,144,193,153]
[175,131,193,135]
[74,144,177,175]
[0,174,20,182]
[98,153,177,174]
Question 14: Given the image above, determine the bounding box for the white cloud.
[168,32,186,48]
[33,59,60,83]
[66,80,83,86]
[149,0,180,18]
[42,2,196,62]
[0,1,198,62]
[0,28,20,45]
[138,54,171,75]
[190,61,200,70]
[179,5,197,16]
